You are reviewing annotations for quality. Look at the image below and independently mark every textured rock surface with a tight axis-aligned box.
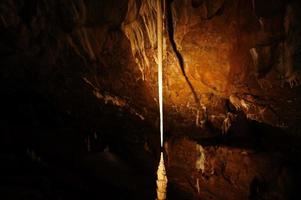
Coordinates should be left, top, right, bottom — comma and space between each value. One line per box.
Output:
1, 0, 301, 200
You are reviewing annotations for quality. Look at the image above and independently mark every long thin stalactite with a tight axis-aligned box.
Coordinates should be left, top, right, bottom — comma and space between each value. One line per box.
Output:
156, 1, 167, 200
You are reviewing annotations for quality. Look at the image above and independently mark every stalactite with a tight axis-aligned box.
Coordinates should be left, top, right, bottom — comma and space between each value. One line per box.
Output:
122, 20, 149, 80
122, 0, 162, 80
80, 28, 96, 60
157, 0, 164, 148
66, 35, 86, 61
71, 0, 97, 61
140, 0, 157, 49
156, 1, 167, 199
196, 178, 200, 194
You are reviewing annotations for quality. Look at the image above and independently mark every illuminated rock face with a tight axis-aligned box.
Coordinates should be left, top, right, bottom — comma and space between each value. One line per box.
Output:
119, 0, 301, 131
161, 0, 301, 130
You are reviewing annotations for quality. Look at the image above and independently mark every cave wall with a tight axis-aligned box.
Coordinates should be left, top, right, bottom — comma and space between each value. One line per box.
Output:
2, 0, 301, 139
119, 0, 301, 133
1, 0, 301, 200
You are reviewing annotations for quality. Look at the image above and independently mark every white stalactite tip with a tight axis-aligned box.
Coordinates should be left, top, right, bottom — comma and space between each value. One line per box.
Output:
156, 152, 168, 200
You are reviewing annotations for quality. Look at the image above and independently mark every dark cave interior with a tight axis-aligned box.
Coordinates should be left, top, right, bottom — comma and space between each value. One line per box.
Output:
1, 0, 301, 199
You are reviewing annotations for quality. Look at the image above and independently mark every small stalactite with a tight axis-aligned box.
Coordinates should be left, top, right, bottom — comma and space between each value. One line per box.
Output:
140, 0, 157, 49
122, 20, 149, 80
122, 0, 160, 80
66, 0, 97, 62
196, 178, 200, 195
